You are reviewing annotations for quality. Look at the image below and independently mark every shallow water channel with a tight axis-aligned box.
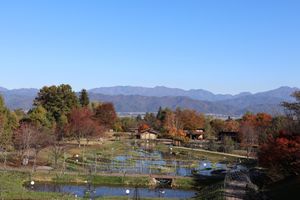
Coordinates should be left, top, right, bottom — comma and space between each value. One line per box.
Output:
30, 183, 196, 199
86, 148, 232, 177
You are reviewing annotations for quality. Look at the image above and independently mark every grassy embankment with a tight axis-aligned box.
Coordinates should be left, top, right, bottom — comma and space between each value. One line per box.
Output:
0, 171, 192, 200
0, 139, 247, 199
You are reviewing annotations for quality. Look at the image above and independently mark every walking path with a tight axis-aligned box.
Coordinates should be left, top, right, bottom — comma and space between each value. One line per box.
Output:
223, 170, 257, 200
174, 146, 256, 159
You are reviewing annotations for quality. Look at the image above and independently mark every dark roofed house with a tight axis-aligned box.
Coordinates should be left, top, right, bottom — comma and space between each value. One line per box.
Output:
218, 131, 239, 142
185, 129, 205, 140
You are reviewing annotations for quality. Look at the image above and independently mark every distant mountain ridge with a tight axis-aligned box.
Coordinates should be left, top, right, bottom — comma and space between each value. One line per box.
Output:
0, 88, 38, 110
89, 86, 297, 102
0, 86, 298, 115
88, 93, 237, 115
89, 86, 237, 101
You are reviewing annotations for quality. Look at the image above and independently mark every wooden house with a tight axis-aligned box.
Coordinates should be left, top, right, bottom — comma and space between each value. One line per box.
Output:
185, 129, 205, 140
218, 131, 239, 142
137, 129, 159, 140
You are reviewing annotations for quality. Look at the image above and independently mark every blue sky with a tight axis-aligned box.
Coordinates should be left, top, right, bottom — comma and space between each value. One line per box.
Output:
0, 0, 299, 94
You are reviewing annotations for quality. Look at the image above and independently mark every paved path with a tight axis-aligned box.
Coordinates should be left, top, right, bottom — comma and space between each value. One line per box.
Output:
174, 146, 256, 159
223, 170, 254, 200
225, 180, 247, 200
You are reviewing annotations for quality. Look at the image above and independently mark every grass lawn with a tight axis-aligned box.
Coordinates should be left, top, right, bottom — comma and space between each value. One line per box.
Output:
0, 171, 72, 200
0, 171, 189, 200
0, 139, 242, 199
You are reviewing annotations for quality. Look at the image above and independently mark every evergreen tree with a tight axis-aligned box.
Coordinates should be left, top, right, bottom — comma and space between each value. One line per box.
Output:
156, 106, 163, 120
27, 105, 52, 128
34, 84, 79, 122
79, 89, 90, 107
0, 95, 18, 149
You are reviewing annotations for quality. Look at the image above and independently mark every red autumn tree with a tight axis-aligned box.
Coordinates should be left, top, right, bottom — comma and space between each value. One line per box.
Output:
256, 113, 272, 128
242, 112, 272, 128
94, 102, 117, 129
67, 107, 103, 147
259, 131, 300, 176
259, 91, 300, 178
242, 113, 257, 125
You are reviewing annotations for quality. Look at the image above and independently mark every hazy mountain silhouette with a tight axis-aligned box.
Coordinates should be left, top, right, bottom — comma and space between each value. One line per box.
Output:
0, 86, 298, 115
89, 86, 234, 101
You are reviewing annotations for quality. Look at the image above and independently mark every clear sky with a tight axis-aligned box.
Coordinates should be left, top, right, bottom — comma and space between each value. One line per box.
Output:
0, 0, 299, 94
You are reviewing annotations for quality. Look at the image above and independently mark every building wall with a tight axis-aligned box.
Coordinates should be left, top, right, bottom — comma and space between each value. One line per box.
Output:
140, 132, 157, 140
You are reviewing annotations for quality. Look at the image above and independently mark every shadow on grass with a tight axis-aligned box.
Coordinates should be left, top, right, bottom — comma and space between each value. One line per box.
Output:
190, 173, 225, 200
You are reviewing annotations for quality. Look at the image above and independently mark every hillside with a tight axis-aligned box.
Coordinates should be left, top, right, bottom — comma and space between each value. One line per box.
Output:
89, 93, 236, 114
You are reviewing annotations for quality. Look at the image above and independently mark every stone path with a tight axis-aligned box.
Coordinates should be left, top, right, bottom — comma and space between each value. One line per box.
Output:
224, 170, 256, 200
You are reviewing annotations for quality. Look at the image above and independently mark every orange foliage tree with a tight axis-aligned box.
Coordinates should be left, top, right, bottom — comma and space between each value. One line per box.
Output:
223, 119, 240, 132
138, 123, 150, 132
259, 131, 300, 176
241, 112, 272, 144
175, 109, 205, 130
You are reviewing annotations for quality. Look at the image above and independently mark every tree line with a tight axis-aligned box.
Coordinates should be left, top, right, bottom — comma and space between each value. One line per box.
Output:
115, 93, 300, 178
0, 84, 299, 178
0, 84, 117, 168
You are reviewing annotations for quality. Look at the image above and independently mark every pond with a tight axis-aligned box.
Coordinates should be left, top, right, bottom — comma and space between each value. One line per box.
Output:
83, 149, 238, 177
67, 142, 244, 178
30, 183, 197, 199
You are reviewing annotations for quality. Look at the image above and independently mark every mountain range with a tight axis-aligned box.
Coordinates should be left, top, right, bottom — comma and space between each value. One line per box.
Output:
0, 86, 298, 116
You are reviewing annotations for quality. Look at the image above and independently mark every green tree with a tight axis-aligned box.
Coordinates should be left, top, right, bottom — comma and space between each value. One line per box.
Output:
281, 91, 300, 133
282, 91, 300, 118
118, 117, 138, 132
204, 116, 214, 139
79, 89, 90, 107
27, 105, 52, 128
156, 106, 164, 121
0, 95, 18, 148
13, 109, 26, 122
136, 114, 142, 122
144, 112, 158, 128
210, 119, 225, 136
34, 84, 79, 122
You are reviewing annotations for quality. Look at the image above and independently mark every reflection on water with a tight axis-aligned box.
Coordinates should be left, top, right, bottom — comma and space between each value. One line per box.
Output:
31, 183, 196, 199
95, 148, 233, 177
70, 141, 245, 178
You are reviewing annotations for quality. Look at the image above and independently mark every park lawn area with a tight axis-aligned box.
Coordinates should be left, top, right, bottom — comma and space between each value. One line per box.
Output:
65, 140, 135, 159
32, 172, 150, 187
35, 139, 242, 171
32, 171, 195, 189
171, 146, 238, 163
0, 171, 192, 199
0, 171, 72, 200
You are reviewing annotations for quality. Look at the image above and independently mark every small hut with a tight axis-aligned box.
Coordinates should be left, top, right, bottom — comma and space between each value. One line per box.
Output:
185, 129, 205, 140
137, 129, 159, 140
218, 131, 239, 142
